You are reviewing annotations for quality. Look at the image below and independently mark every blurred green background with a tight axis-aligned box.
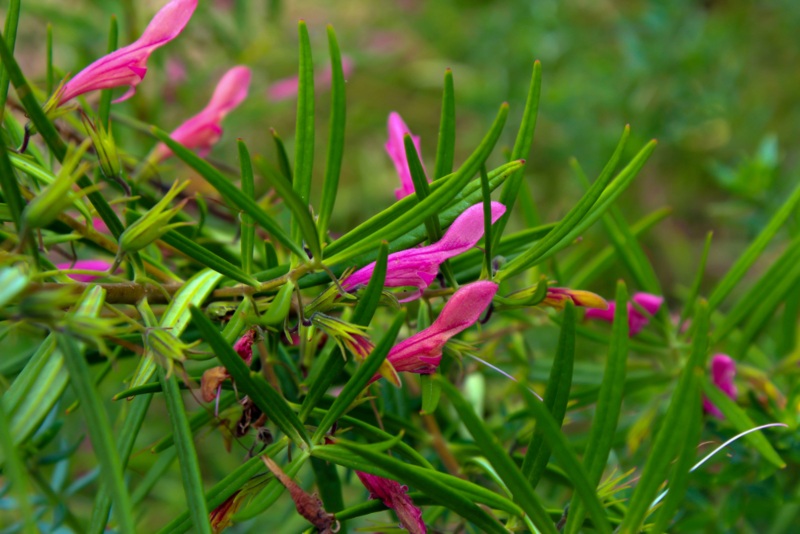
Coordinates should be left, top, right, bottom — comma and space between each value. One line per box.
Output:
5, 0, 800, 531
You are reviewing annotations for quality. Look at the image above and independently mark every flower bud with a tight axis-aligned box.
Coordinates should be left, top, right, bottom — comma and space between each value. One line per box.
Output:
81, 113, 121, 180
117, 180, 190, 256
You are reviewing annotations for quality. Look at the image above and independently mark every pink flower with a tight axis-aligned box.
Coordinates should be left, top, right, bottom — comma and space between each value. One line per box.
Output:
372, 281, 498, 383
585, 292, 663, 336
55, 0, 198, 107
152, 66, 251, 161
541, 287, 608, 310
201, 329, 257, 403
356, 471, 426, 534
55, 259, 113, 282
703, 354, 737, 418
342, 202, 505, 302
385, 112, 428, 200
267, 56, 354, 101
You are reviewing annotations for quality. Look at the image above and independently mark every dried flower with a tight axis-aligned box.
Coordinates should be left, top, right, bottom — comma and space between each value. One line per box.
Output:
373, 281, 498, 384
585, 291, 663, 336
151, 66, 252, 161
703, 354, 738, 418
356, 471, 426, 534
52, 0, 198, 108
385, 112, 428, 200
343, 202, 505, 302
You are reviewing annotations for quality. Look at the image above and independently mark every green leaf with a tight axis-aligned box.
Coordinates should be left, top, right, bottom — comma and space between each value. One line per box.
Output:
317, 25, 347, 241
311, 457, 345, 513
438, 378, 558, 534
0, 399, 37, 534
497, 126, 630, 281
564, 281, 629, 534
708, 180, 800, 312
420, 374, 442, 415
701, 379, 785, 468
311, 310, 405, 442
522, 300, 576, 488
433, 68, 456, 180
480, 164, 493, 278
324, 103, 510, 265
0, 136, 24, 232
677, 230, 713, 327
271, 129, 293, 181
0, 0, 21, 119
189, 306, 312, 448
406, 134, 442, 244
351, 241, 389, 327
58, 330, 135, 533
130, 269, 223, 388
157, 367, 212, 534
254, 155, 321, 260
293, 20, 315, 244
517, 386, 612, 534
238, 140, 256, 275
151, 127, 307, 259
0, 265, 28, 307
493, 59, 542, 244
317, 442, 512, 533
618, 300, 710, 534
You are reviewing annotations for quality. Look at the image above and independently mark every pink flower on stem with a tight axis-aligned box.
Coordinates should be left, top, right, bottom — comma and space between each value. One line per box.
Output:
267, 56, 354, 101
152, 66, 251, 161
372, 281, 498, 384
386, 112, 428, 200
703, 354, 737, 418
55, 259, 113, 282
55, 0, 198, 107
585, 291, 663, 336
342, 202, 505, 302
356, 471, 426, 534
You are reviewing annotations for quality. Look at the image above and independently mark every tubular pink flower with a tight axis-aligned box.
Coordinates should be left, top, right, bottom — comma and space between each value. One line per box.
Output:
703, 354, 737, 418
342, 202, 505, 302
356, 471, 426, 534
55, 259, 113, 282
56, 0, 198, 107
385, 112, 428, 200
585, 291, 663, 336
371, 281, 498, 383
267, 56, 354, 101
152, 66, 251, 161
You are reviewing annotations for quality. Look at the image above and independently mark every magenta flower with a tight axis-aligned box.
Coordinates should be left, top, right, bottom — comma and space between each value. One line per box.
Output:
201, 329, 256, 403
342, 202, 505, 301
542, 287, 608, 310
703, 354, 738, 418
54, 0, 198, 107
372, 281, 498, 384
585, 291, 663, 336
267, 56, 354, 101
152, 66, 251, 161
386, 112, 428, 200
356, 471, 426, 534
55, 259, 113, 282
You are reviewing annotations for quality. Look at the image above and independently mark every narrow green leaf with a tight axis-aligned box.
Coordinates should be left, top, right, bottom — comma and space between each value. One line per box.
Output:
649, 383, 703, 534
151, 127, 307, 259
321, 442, 511, 534
254, 155, 321, 260
497, 126, 630, 281
522, 300, 576, 488
406, 134, 442, 242
678, 231, 713, 327
480, 164, 493, 278
189, 306, 311, 448
701, 379, 785, 468
0, 0, 21, 121
130, 269, 223, 388
158, 228, 259, 286
238, 140, 256, 275
351, 241, 389, 326
311, 311, 405, 442
420, 374, 442, 415
58, 332, 135, 534
708, 181, 800, 312
564, 281, 629, 534
88, 394, 152, 534
518, 386, 612, 534
317, 25, 347, 241
438, 378, 558, 534
0, 399, 36, 534
311, 457, 345, 513
618, 300, 710, 534
293, 20, 315, 243
493, 59, 542, 244
45, 23, 53, 96
271, 129, 293, 181
0, 138, 24, 231
433, 68, 456, 180
324, 103, 509, 265
157, 367, 212, 534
